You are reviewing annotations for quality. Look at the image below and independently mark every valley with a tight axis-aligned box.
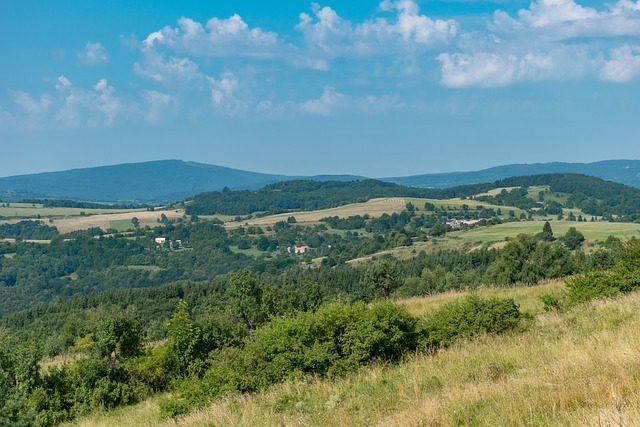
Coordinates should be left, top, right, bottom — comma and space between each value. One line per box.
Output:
1, 171, 640, 426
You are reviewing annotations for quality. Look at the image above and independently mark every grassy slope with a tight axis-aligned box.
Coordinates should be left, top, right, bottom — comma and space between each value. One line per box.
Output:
67, 279, 640, 427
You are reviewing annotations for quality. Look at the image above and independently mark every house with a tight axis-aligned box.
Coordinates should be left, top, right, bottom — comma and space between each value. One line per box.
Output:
294, 245, 310, 254
155, 237, 166, 245
446, 218, 488, 228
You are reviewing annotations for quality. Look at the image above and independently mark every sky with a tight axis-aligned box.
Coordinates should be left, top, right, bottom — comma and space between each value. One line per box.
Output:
1, 0, 640, 178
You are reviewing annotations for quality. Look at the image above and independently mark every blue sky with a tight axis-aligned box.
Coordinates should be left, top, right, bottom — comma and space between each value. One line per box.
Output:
1, 0, 640, 178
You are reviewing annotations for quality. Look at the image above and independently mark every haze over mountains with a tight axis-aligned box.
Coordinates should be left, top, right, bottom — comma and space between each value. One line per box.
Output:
0, 159, 639, 203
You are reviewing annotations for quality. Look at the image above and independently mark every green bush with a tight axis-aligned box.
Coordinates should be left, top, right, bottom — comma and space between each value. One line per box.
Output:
161, 301, 419, 416
162, 297, 524, 417
418, 295, 522, 351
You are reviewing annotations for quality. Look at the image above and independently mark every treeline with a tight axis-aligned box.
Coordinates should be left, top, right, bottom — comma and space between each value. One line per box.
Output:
0, 220, 59, 240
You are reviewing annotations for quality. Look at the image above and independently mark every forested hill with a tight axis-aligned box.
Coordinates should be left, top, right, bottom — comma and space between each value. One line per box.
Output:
184, 173, 640, 216
185, 179, 428, 215
386, 159, 640, 189
0, 160, 367, 203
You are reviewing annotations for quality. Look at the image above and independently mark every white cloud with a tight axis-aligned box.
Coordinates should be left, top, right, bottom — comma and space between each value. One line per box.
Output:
296, 1, 459, 57
437, 0, 640, 86
600, 44, 640, 82
206, 72, 249, 116
77, 41, 109, 65
438, 52, 552, 87
299, 86, 405, 115
11, 90, 51, 115
437, 47, 595, 87
141, 90, 174, 124
300, 86, 350, 116
491, 0, 640, 39
53, 76, 123, 126
134, 52, 203, 84
142, 15, 279, 58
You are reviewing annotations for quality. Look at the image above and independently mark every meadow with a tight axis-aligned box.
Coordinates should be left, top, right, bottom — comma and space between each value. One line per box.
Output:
403, 197, 529, 217
64, 278, 640, 427
225, 198, 406, 230
0, 203, 145, 218
456, 219, 640, 242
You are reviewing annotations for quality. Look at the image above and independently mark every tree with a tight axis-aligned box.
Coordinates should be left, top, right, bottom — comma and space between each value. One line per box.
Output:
560, 227, 585, 250
94, 315, 142, 363
364, 258, 401, 299
166, 300, 201, 374
131, 217, 140, 228
229, 269, 262, 340
538, 221, 555, 242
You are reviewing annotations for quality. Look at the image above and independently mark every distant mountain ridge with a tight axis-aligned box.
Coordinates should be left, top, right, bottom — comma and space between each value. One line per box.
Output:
0, 159, 639, 202
385, 160, 640, 189
0, 160, 366, 203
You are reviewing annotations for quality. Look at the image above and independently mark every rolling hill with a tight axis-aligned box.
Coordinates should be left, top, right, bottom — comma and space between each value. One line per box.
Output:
0, 160, 364, 203
0, 159, 639, 202
386, 159, 640, 188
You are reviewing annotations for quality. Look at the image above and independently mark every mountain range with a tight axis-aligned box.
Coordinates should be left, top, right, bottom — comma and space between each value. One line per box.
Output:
0, 159, 639, 203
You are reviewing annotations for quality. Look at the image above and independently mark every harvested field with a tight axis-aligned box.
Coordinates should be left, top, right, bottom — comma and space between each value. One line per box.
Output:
49, 209, 185, 233
226, 198, 406, 230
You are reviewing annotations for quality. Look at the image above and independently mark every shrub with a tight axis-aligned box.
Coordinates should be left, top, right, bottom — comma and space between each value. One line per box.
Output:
418, 295, 522, 351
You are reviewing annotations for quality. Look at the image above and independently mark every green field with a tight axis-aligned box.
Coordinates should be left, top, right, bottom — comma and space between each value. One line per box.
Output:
0, 203, 144, 219
404, 197, 528, 217
109, 219, 135, 232
229, 245, 264, 258
455, 219, 640, 242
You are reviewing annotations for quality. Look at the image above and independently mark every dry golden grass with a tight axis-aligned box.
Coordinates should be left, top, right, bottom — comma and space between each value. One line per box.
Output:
67, 280, 640, 427
50, 209, 186, 233
399, 279, 565, 318
225, 198, 406, 230
473, 186, 519, 197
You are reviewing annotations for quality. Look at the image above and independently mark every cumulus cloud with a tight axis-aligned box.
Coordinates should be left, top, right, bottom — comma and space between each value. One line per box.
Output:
300, 86, 350, 116
77, 41, 109, 65
438, 0, 640, 86
600, 44, 640, 82
491, 0, 640, 39
206, 72, 251, 116
134, 51, 203, 84
141, 15, 279, 58
437, 48, 592, 87
299, 86, 401, 115
53, 76, 123, 126
296, 1, 459, 57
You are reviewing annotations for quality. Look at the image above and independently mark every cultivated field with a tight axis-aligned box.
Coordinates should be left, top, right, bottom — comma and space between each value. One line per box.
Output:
65, 280, 640, 427
456, 219, 640, 242
49, 209, 186, 234
225, 198, 407, 230
0, 203, 145, 218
